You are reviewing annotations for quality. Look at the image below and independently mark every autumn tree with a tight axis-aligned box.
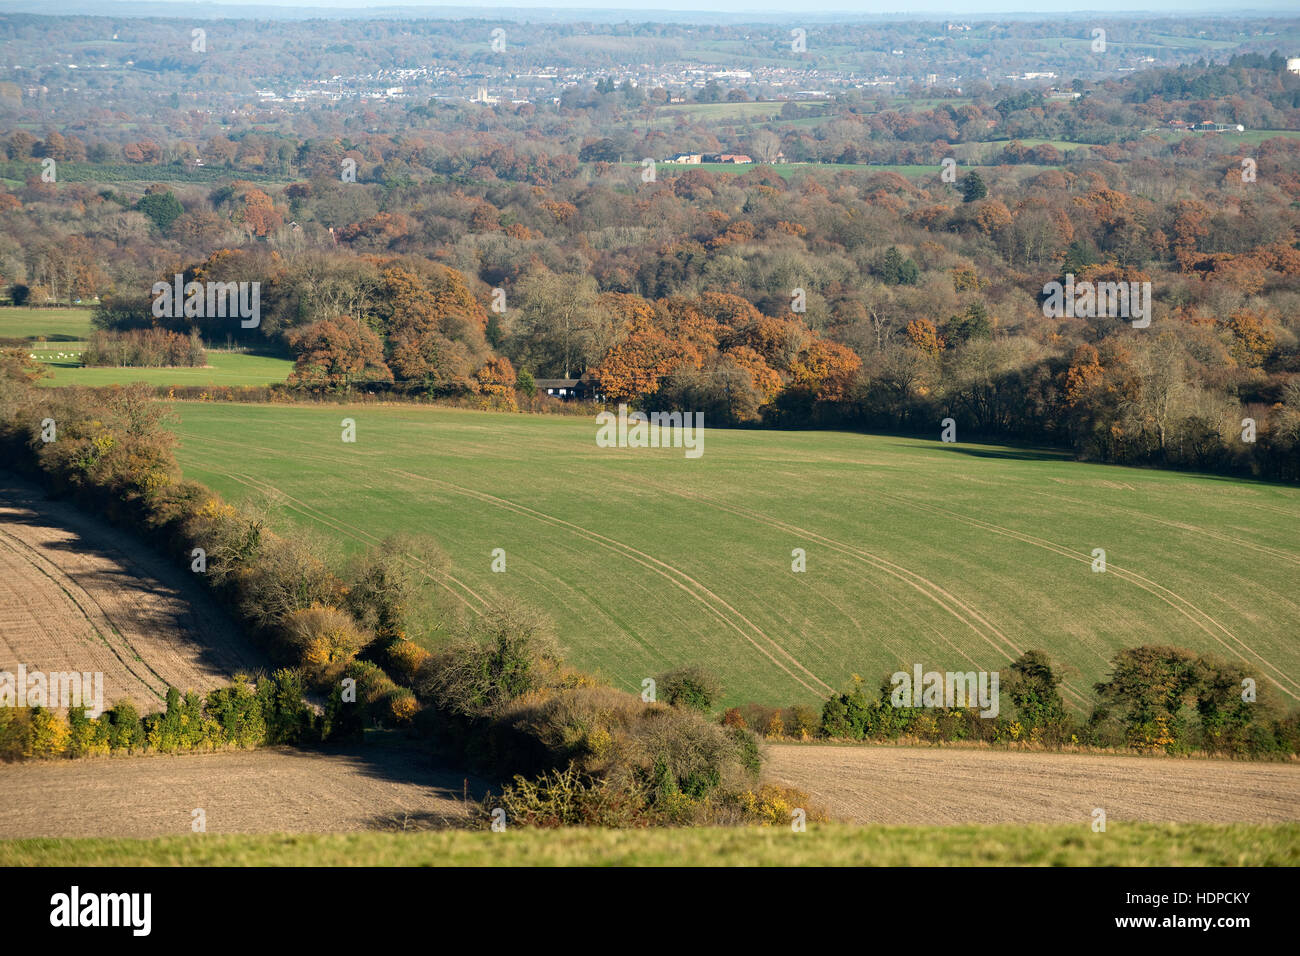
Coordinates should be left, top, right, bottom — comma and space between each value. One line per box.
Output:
287, 315, 391, 391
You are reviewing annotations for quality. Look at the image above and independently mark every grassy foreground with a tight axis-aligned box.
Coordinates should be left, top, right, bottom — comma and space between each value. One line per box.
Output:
4, 823, 1295, 866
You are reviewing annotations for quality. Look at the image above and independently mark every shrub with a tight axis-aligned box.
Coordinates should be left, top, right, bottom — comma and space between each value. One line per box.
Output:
238, 536, 342, 636
1005, 649, 1068, 734
23, 707, 69, 758
257, 668, 317, 744
721, 707, 746, 728
372, 636, 429, 687
723, 784, 829, 827
655, 665, 722, 712
343, 535, 431, 639
416, 602, 560, 717
321, 679, 364, 741
105, 701, 146, 753
478, 765, 649, 829
788, 705, 819, 739
204, 681, 265, 748
283, 605, 369, 682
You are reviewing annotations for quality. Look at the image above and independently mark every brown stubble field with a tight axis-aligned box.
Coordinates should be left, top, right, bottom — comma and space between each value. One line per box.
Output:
0, 744, 479, 838
0, 476, 263, 710
764, 743, 1300, 825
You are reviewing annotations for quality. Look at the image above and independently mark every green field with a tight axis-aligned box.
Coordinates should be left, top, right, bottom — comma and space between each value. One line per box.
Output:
169, 403, 1300, 710
0, 306, 95, 341
643, 162, 958, 180
1218, 129, 1300, 147
36, 352, 294, 388
3, 822, 1293, 866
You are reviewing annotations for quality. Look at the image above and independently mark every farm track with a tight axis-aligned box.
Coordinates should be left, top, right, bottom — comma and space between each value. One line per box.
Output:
765, 744, 1300, 824
1028, 488, 1300, 569
0, 475, 263, 711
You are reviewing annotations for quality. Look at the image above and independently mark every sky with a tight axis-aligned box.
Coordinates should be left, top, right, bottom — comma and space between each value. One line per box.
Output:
87, 0, 1300, 16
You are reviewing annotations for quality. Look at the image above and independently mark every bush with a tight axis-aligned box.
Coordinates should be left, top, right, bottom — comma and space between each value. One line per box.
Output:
237, 536, 342, 636
478, 765, 649, 829
481, 683, 762, 824
24, 707, 69, 758
104, 701, 146, 752
343, 535, 430, 639
257, 668, 317, 744
416, 602, 560, 718
283, 605, 369, 682
204, 681, 265, 749
655, 665, 722, 712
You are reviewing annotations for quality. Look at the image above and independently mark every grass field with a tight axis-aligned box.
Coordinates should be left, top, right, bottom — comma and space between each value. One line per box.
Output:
0, 306, 95, 341
169, 403, 1300, 710
1219, 129, 1300, 147
3, 822, 1294, 866
642, 162, 961, 180
35, 352, 294, 388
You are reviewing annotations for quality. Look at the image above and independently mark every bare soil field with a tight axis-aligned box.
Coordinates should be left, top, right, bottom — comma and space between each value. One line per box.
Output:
764, 744, 1300, 824
0, 475, 263, 710
0, 744, 479, 838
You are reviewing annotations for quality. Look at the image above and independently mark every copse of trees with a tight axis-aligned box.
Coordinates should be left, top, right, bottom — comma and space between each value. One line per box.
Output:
410, 608, 813, 827
81, 328, 205, 368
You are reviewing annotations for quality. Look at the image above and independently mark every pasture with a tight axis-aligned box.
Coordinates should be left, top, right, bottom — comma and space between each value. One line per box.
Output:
169, 403, 1300, 711
34, 351, 294, 388
0, 306, 95, 342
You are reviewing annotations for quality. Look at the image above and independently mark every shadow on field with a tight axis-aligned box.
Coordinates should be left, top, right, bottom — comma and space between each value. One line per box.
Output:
933, 445, 1072, 463
0, 472, 265, 682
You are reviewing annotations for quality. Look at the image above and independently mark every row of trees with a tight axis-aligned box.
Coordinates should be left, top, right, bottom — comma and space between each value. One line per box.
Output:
812, 646, 1299, 757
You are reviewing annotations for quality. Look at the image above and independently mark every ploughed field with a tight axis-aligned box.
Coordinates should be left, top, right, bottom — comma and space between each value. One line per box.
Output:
0, 476, 263, 711
763, 744, 1300, 825
171, 402, 1300, 709
3, 739, 1295, 841
0, 742, 477, 839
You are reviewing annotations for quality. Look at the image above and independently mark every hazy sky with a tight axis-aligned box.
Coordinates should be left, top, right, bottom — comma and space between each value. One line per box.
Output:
104, 0, 1299, 15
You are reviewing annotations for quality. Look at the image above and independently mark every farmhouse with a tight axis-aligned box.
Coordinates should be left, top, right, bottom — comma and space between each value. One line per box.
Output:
533, 378, 602, 402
